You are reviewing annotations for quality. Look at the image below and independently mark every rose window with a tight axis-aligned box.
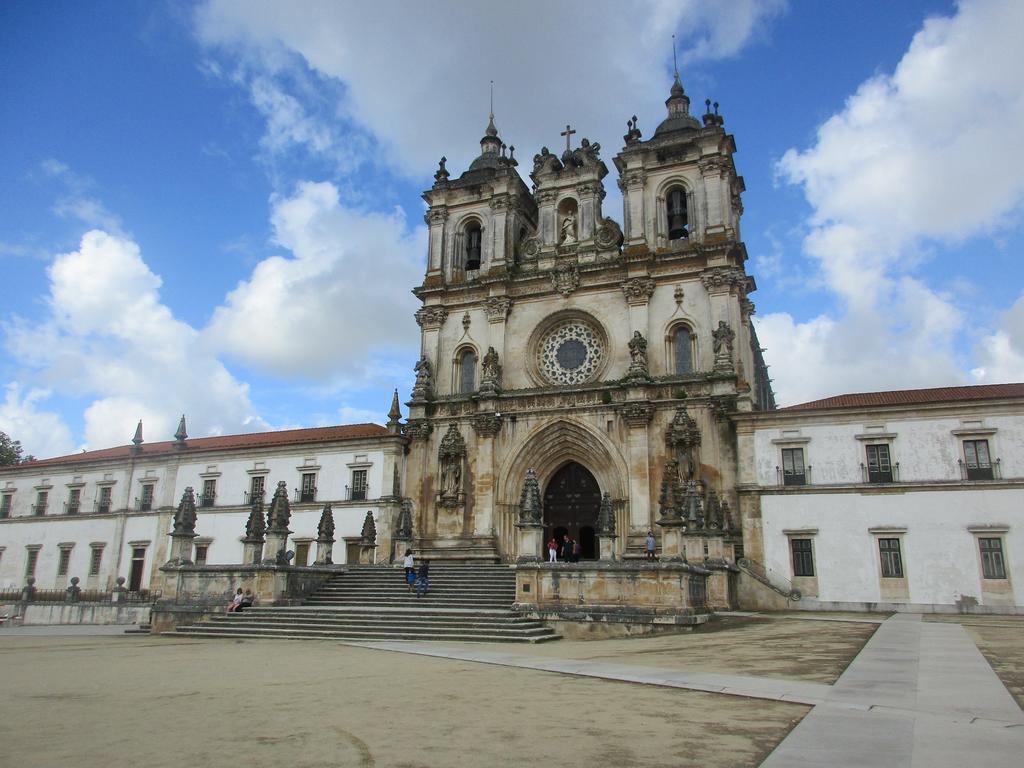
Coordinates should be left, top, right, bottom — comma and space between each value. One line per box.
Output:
537, 321, 604, 385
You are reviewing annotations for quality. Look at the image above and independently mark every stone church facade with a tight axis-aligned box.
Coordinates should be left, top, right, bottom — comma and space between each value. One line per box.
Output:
405, 74, 771, 563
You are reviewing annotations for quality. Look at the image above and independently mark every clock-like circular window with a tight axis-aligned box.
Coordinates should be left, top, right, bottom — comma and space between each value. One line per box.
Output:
537, 320, 605, 385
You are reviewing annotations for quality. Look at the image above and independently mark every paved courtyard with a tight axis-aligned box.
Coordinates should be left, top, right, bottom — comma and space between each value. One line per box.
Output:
0, 613, 1021, 767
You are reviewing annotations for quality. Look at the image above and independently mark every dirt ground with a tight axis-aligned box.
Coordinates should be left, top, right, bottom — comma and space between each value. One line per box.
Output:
925, 614, 1024, 709
0, 633, 807, 768
486, 614, 879, 684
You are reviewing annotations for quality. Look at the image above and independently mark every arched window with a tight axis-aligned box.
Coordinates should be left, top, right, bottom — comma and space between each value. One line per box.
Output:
465, 223, 482, 270
458, 348, 477, 394
672, 325, 694, 374
666, 187, 688, 241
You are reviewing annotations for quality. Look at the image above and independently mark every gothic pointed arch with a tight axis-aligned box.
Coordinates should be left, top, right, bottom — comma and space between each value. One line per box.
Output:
496, 418, 629, 507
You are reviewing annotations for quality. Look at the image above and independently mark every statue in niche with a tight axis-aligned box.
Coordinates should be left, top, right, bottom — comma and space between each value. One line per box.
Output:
560, 210, 577, 244
412, 356, 433, 398
440, 455, 462, 497
479, 346, 502, 394
712, 320, 736, 371
628, 331, 648, 370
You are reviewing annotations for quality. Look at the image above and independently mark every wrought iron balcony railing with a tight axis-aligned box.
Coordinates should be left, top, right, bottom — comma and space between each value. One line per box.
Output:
776, 465, 812, 487
958, 457, 1001, 481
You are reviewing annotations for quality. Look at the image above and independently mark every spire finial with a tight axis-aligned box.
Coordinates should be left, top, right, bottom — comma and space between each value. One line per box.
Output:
672, 34, 678, 79
490, 79, 494, 120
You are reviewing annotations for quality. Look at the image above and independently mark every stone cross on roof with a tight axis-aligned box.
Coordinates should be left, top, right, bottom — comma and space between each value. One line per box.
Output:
560, 124, 576, 152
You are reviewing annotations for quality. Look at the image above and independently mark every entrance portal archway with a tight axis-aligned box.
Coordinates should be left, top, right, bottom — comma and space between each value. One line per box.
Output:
543, 462, 600, 560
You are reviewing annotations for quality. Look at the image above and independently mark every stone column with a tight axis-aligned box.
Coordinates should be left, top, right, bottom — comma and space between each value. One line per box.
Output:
166, 487, 198, 565
514, 469, 544, 563
314, 504, 336, 565
261, 481, 293, 565
471, 410, 502, 538
425, 206, 447, 279
621, 401, 654, 536
489, 195, 510, 269
358, 511, 377, 565
618, 168, 647, 246
596, 491, 617, 561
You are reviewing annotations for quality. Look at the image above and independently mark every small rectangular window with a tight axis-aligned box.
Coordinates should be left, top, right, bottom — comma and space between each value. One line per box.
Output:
67, 488, 81, 514
791, 538, 814, 577
140, 484, 154, 511
1, 494, 12, 518
250, 475, 265, 501
201, 479, 216, 507
294, 541, 310, 567
963, 440, 994, 481
194, 544, 208, 565
979, 538, 1006, 580
878, 538, 903, 578
25, 548, 40, 578
300, 473, 317, 503
782, 448, 806, 486
351, 470, 368, 501
89, 547, 104, 576
866, 444, 893, 483
58, 548, 72, 576
97, 486, 112, 513
34, 491, 48, 516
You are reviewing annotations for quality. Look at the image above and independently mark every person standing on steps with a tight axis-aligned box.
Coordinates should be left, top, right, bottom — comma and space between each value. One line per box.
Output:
403, 548, 415, 593
646, 530, 657, 561
561, 534, 572, 563
547, 537, 558, 562
572, 538, 581, 563
416, 559, 430, 597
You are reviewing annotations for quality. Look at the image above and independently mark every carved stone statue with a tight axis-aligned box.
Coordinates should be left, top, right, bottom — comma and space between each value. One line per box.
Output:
360, 511, 377, 546
712, 320, 736, 372
172, 487, 197, 535
244, 497, 266, 542
317, 504, 335, 542
627, 331, 650, 381
411, 356, 433, 399
596, 492, 615, 536
266, 481, 292, 533
479, 346, 502, 394
560, 211, 577, 244
517, 468, 543, 525
437, 423, 466, 502
394, 498, 413, 540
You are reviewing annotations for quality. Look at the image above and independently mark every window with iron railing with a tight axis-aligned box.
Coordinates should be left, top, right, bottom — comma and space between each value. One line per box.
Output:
139, 484, 154, 511
95, 486, 113, 514
0, 494, 12, 519
33, 491, 48, 516
349, 469, 368, 501
243, 490, 264, 506
299, 472, 317, 503
863, 444, 896, 483
200, 479, 217, 508
960, 440, 997, 481
778, 448, 809, 486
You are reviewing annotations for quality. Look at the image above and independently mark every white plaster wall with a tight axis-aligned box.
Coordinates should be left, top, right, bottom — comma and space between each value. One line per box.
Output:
173, 447, 386, 508
0, 516, 120, 590
753, 412, 1024, 486
761, 489, 1024, 607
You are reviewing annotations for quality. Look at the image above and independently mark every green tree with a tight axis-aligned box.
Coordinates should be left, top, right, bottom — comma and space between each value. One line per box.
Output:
0, 431, 27, 466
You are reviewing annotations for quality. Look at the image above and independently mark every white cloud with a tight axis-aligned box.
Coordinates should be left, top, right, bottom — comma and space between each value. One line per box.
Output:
205, 181, 425, 380
0, 383, 75, 459
194, 0, 786, 179
4, 230, 266, 455
973, 294, 1024, 383
41, 159, 126, 236
763, 0, 1024, 405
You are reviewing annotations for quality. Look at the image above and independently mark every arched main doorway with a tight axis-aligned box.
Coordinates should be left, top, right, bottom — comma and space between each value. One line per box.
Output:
543, 462, 600, 560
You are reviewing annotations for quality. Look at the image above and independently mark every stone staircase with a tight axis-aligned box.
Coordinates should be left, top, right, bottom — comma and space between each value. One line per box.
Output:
174, 563, 560, 643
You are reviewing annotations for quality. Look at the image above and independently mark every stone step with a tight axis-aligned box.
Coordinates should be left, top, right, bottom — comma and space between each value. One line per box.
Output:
244, 605, 518, 617
201, 619, 552, 635
175, 626, 560, 643
207, 612, 541, 626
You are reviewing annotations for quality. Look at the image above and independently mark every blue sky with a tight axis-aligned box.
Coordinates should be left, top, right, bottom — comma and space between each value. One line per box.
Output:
2, 0, 1023, 458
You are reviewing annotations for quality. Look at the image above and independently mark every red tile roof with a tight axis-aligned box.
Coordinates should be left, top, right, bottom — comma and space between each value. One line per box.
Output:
21, 423, 390, 468
782, 383, 1024, 411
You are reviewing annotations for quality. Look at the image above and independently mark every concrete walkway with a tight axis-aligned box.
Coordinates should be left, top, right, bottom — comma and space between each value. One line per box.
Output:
353, 612, 1024, 767
762, 613, 1024, 767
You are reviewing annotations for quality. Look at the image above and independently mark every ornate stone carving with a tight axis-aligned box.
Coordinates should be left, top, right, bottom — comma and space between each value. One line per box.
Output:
657, 460, 683, 524
537, 319, 604, 385
425, 207, 448, 226
626, 331, 651, 383
534, 189, 559, 205
479, 347, 502, 395
438, 422, 466, 505
700, 267, 746, 293
680, 480, 704, 529
434, 156, 449, 182
484, 296, 513, 322
560, 211, 577, 244
359, 511, 377, 546
404, 419, 432, 441
704, 492, 723, 531
266, 480, 292, 533
394, 498, 413, 540
666, 407, 702, 481
472, 412, 502, 437
532, 147, 563, 177
620, 277, 655, 305
621, 401, 654, 427
741, 298, 756, 320
568, 138, 602, 169
414, 306, 448, 329
488, 194, 511, 211
576, 182, 602, 197
594, 217, 623, 250
621, 169, 646, 188
596, 492, 616, 536
623, 115, 642, 144
550, 261, 580, 296
712, 320, 736, 373
520, 236, 540, 258
244, 497, 266, 542
462, 312, 471, 331
172, 487, 197, 535
317, 504, 335, 542
708, 394, 738, 422
698, 156, 729, 176
411, 356, 434, 400
517, 468, 543, 525
673, 285, 685, 306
